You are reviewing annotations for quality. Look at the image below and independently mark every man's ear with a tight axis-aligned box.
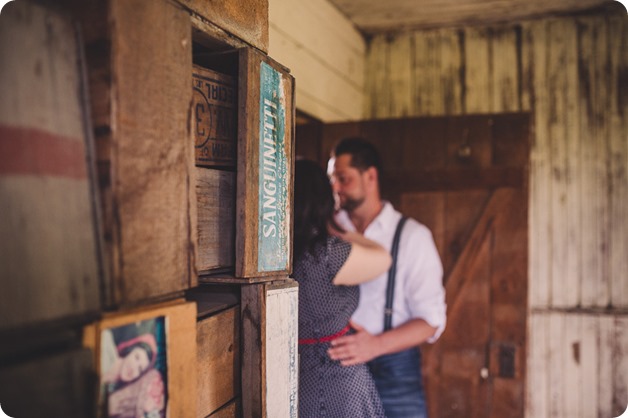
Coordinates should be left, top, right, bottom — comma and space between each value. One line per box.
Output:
365, 166, 379, 188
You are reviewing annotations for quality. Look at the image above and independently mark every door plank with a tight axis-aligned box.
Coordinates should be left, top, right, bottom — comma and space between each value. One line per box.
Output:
609, 16, 628, 307
578, 17, 610, 307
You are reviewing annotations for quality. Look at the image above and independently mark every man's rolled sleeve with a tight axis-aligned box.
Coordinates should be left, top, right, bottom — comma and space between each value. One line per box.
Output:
402, 223, 447, 343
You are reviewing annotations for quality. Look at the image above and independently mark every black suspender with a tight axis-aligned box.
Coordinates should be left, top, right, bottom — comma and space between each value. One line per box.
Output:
384, 216, 408, 331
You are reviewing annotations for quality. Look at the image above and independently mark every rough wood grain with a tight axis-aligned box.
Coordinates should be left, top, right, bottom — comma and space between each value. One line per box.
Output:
524, 20, 552, 309
547, 18, 579, 308
109, 0, 196, 303
240, 279, 298, 418
0, 0, 102, 330
608, 15, 628, 307
389, 33, 413, 117
491, 26, 520, 112
328, 0, 609, 33
196, 168, 235, 273
197, 306, 240, 418
525, 313, 549, 418
578, 16, 610, 307
207, 399, 240, 418
464, 27, 491, 113
0, 348, 95, 418
178, 0, 268, 52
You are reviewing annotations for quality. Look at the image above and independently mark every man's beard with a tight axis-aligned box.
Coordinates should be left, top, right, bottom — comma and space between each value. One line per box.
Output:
340, 195, 365, 212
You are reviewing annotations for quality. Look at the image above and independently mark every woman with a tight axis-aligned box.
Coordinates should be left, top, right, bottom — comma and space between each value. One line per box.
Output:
101, 331, 166, 418
293, 159, 391, 417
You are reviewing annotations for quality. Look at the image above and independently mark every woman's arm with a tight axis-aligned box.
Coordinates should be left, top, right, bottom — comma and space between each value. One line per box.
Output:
332, 232, 391, 285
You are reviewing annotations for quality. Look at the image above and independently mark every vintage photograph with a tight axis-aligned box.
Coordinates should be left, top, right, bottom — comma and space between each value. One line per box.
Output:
100, 317, 168, 418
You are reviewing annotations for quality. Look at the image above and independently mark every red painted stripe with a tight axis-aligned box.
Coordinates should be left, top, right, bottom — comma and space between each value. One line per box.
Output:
0, 125, 87, 179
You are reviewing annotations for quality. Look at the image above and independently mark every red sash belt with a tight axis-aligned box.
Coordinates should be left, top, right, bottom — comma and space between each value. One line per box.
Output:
298, 324, 351, 345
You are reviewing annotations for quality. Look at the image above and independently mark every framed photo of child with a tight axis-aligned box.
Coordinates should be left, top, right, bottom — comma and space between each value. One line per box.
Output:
83, 300, 197, 418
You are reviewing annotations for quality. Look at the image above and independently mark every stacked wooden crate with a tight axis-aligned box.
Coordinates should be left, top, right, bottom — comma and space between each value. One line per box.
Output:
0, 0, 297, 417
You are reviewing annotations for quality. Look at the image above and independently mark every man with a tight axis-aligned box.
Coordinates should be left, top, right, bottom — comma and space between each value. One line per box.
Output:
327, 137, 446, 418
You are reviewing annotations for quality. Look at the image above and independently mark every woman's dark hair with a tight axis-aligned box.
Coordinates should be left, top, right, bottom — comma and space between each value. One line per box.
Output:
293, 159, 342, 260
118, 341, 153, 363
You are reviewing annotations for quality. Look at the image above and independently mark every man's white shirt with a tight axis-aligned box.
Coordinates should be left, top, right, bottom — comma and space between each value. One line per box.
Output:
336, 202, 447, 342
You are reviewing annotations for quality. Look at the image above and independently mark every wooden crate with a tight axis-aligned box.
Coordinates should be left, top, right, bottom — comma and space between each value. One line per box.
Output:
0, 348, 95, 418
197, 306, 241, 417
0, 0, 103, 331
186, 285, 240, 417
236, 48, 295, 278
83, 300, 197, 418
193, 65, 237, 168
196, 168, 236, 273
241, 279, 298, 417
85, 0, 198, 305
176, 0, 269, 53
207, 399, 240, 418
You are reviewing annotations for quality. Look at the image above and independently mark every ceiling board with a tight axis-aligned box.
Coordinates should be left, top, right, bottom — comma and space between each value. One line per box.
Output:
327, 0, 619, 33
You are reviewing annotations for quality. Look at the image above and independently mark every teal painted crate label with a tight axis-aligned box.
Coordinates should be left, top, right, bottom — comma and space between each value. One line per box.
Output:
258, 62, 288, 272
192, 65, 237, 167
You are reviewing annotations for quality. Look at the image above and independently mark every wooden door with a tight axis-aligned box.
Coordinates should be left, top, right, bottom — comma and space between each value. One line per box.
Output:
297, 113, 529, 418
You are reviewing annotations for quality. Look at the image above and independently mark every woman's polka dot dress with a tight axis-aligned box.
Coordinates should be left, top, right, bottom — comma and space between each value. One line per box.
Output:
294, 236, 386, 418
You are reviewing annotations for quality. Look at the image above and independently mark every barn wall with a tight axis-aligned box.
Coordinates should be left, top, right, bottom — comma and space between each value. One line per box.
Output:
363, 9, 628, 417
268, 0, 366, 122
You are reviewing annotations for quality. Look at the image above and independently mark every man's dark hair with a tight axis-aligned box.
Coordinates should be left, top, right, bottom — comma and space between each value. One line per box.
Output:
333, 137, 383, 176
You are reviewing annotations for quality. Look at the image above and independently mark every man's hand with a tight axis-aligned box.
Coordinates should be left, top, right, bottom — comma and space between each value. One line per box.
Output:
327, 321, 381, 366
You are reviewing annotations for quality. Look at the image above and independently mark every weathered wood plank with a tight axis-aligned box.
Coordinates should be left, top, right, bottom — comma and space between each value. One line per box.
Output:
265, 281, 298, 418
178, 0, 268, 53
383, 167, 525, 192
562, 313, 581, 417
269, 0, 365, 88
490, 26, 520, 112
269, 0, 365, 122
412, 30, 440, 115
389, 33, 413, 118
464, 27, 491, 113
609, 15, 628, 308
269, 24, 364, 122
0, 348, 95, 418
197, 306, 240, 418
0, 0, 102, 330
240, 283, 265, 418
236, 48, 294, 278
192, 65, 237, 168
196, 168, 235, 273
580, 315, 599, 417
524, 20, 552, 309
519, 23, 533, 112
578, 16, 610, 307
329, 0, 609, 34
400, 192, 446, 270
598, 315, 614, 418
109, 0, 196, 303
438, 29, 463, 115
207, 399, 240, 418
614, 317, 628, 416
547, 312, 565, 417
547, 18, 579, 308
525, 313, 549, 418
369, 36, 391, 118
240, 279, 298, 418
